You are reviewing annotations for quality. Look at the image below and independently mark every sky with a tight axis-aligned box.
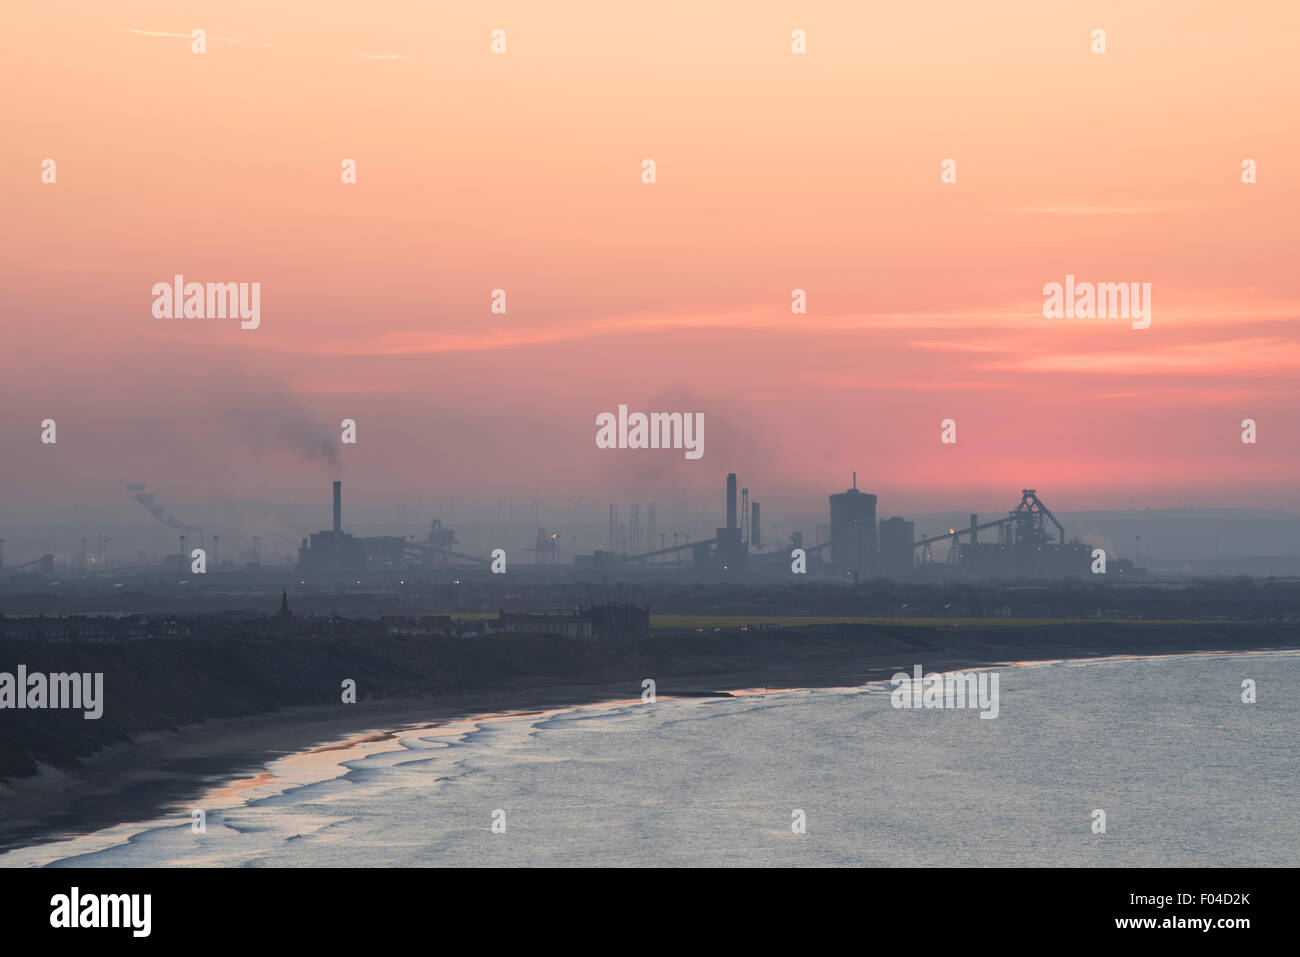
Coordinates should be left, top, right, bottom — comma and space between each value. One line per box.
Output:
3, 0, 1299, 522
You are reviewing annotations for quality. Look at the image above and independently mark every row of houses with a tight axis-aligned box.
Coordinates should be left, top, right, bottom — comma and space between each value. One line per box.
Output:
0, 616, 189, 642
0, 604, 651, 642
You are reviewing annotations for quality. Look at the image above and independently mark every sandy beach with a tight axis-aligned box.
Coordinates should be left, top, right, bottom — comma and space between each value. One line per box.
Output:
4, 618, 1298, 861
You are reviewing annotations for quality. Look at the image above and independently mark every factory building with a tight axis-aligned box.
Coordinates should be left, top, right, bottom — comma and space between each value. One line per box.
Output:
298, 481, 408, 573
955, 492, 1094, 577
830, 473, 877, 576
913, 489, 1097, 579
879, 516, 915, 574
715, 472, 748, 571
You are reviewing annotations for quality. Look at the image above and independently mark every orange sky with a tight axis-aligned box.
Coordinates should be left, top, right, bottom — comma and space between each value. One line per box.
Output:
3, 0, 1299, 515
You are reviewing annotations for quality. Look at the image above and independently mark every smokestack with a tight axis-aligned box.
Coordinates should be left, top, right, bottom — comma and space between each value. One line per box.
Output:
726, 473, 737, 530
752, 502, 761, 549
333, 481, 342, 534
970, 513, 978, 546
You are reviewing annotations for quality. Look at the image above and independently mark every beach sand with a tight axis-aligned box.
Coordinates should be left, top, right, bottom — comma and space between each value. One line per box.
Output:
2, 626, 1296, 860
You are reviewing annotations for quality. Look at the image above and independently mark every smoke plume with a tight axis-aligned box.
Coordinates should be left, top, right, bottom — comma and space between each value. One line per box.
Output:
126, 483, 202, 531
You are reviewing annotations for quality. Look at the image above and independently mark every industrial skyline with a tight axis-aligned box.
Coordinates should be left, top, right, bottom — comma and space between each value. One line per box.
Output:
0, 466, 1231, 582
9, 460, 1300, 580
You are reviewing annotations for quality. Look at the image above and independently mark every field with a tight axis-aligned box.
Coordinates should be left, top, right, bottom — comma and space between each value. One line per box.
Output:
650, 615, 1085, 629
446, 613, 1168, 628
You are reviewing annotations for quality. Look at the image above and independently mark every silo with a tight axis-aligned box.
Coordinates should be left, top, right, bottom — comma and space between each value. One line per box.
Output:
878, 516, 915, 575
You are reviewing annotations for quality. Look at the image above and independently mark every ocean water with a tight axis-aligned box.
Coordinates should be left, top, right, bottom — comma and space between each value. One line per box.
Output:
8, 651, 1298, 867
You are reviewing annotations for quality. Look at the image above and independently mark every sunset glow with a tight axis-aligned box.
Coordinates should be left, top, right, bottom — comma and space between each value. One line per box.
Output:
4, 1, 1298, 514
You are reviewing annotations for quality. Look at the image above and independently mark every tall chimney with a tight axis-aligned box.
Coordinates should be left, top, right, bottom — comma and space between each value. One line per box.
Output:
333, 481, 342, 534
752, 502, 761, 549
726, 473, 737, 530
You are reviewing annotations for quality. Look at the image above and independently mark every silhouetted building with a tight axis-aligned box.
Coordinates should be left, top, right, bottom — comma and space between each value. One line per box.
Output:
879, 516, 915, 574
830, 474, 877, 575
715, 472, 748, 570
298, 482, 407, 573
299, 528, 363, 572
956, 490, 1093, 578
589, 603, 650, 639
359, 536, 407, 569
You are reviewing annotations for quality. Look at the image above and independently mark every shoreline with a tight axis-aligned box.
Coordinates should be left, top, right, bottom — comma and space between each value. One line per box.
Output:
3, 631, 1297, 863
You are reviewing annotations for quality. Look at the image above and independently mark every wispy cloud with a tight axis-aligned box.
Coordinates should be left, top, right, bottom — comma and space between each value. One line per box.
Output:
7, 263, 104, 272
907, 338, 1020, 354
248, 300, 1300, 359
330, 304, 1077, 356
116, 27, 241, 43
983, 338, 1300, 375
292, 308, 1035, 358
803, 373, 1018, 393
117, 28, 188, 39
1003, 205, 1167, 216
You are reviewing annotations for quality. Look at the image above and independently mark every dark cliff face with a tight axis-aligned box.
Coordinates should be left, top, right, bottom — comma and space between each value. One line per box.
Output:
0, 632, 637, 782
1, 621, 1295, 783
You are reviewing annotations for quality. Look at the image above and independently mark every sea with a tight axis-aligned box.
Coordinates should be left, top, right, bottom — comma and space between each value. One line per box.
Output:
3, 650, 1296, 867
